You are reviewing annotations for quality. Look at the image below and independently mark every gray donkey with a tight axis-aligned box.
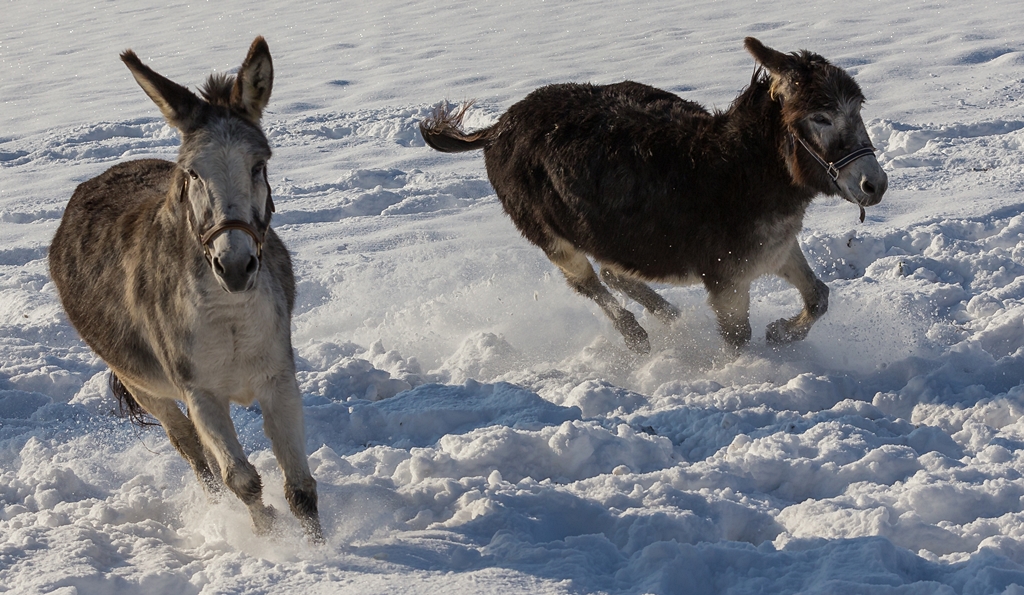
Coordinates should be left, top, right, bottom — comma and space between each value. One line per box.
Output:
49, 37, 322, 541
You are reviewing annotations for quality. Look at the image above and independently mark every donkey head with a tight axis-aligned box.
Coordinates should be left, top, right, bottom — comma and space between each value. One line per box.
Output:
745, 37, 887, 213
121, 37, 275, 293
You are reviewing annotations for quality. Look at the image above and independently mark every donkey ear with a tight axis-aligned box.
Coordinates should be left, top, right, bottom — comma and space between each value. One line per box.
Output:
744, 37, 799, 101
743, 38, 793, 73
230, 37, 273, 123
121, 50, 203, 131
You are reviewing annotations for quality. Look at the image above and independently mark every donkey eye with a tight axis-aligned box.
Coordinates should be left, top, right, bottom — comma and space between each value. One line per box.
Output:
188, 169, 199, 180
811, 115, 833, 127
251, 162, 265, 178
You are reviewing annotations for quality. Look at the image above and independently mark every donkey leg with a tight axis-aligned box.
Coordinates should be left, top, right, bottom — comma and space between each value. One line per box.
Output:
547, 239, 650, 354
199, 440, 223, 493
259, 375, 323, 542
767, 240, 829, 344
124, 382, 221, 495
707, 280, 753, 348
600, 266, 681, 324
186, 391, 276, 534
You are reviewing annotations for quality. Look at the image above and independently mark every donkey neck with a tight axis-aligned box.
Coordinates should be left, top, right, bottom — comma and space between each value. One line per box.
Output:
719, 81, 816, 205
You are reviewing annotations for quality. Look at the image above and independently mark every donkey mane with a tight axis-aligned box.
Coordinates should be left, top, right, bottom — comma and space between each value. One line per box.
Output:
198, 72, 275, 129
199, 72, 235, 106
723, 68, 773, 118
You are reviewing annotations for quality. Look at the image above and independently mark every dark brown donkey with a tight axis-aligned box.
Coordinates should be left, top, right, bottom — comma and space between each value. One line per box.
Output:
420, 38, 887, 354
49, 38, 322, 541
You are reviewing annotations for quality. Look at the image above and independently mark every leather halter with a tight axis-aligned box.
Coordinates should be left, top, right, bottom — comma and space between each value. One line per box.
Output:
789, 133, 876, 222
201, 220, 266, 260
791, 134, 877, 185
179, 169, 275, 262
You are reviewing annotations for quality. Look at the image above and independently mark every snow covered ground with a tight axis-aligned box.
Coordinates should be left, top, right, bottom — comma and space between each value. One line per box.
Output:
3, 0, 1024, 593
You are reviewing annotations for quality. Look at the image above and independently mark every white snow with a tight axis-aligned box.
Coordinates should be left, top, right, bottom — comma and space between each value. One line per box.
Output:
3, 0, 1024, 593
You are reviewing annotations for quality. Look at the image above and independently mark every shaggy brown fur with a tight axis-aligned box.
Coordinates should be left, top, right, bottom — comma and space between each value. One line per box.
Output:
420, 37, 887, 353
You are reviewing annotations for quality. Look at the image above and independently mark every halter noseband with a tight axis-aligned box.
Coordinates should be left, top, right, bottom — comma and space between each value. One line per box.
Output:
200, 220, 266, 260
791, 134, 877, 184
179, 169, 275, 262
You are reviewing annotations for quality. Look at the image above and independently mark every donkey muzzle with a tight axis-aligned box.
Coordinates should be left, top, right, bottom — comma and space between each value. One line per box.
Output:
839, 159, 888, 208
202, 220, 264, 293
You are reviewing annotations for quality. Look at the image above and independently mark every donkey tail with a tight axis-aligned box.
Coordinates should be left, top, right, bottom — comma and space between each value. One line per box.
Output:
420, 101, 495, 153
109, 372, 158, 427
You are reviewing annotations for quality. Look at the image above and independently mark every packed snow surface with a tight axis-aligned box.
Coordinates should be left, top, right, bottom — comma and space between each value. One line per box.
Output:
3, 1, 1024, 593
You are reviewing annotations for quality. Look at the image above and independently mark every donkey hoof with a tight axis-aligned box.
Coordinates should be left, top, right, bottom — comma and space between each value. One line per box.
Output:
653, 303, 682, 324
622, 330, 650, 355
613, 315, 650, 354
766, 318, 807, 344
766, 319, 789, 343
615, 324, 650, 354
198, 469, 225, 500
303, 517, 325, 545
627, 336, 651, 355
250, 504, 278, 536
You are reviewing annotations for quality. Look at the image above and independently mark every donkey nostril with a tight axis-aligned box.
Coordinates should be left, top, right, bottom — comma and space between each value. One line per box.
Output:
245, 255, 259, 275
861, 179, 876, 195
212, 256, 226, 276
